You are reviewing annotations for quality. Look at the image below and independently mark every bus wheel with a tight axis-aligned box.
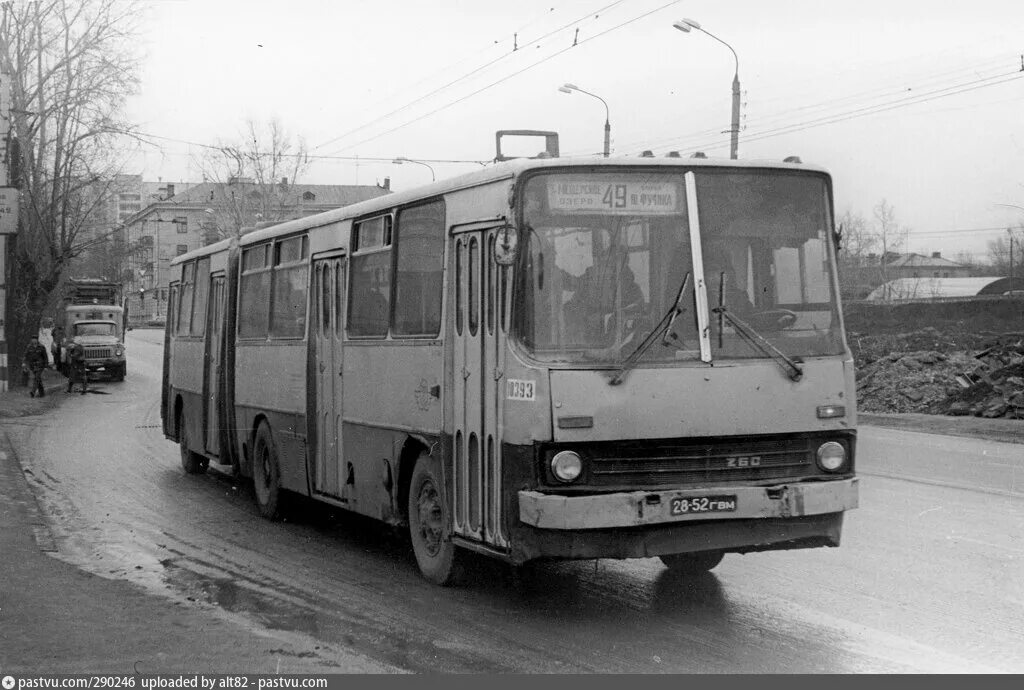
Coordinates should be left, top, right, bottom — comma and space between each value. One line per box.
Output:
179, 413, 208, 475
659, 550, 724, 574
252, 423, 282, 520
408, 453, 463, 586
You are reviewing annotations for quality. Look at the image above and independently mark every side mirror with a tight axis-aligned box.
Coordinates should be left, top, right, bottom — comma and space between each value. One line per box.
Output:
494, 225, 519, 266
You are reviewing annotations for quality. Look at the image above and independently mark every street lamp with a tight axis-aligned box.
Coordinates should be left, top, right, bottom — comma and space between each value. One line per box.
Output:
559, 83, 611, 158
392, 157, 436, 182
673, 18, 741, 160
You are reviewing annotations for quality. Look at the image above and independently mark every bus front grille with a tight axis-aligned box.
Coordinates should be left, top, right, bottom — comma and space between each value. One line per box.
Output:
580, 437, 817, 487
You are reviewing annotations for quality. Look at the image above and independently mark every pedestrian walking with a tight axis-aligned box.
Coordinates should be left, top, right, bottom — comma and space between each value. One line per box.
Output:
66, 339, 88, 395
23, 336, 49, 398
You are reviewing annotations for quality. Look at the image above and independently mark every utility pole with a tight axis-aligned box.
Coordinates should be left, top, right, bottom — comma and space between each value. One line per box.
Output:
1009, 228, 1014, 288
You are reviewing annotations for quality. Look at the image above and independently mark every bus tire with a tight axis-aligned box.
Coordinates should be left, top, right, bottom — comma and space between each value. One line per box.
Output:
659, 550, 724, 574
179, 412, 208, 475
252, 422, 283, 520
408, 453, 463, 586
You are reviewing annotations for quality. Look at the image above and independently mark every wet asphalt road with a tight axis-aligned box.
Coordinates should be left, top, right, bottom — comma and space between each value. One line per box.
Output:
5, 329, 1023, 673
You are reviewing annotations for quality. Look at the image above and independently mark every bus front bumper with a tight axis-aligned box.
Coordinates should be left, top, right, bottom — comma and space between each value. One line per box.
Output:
518, 478, 858, 530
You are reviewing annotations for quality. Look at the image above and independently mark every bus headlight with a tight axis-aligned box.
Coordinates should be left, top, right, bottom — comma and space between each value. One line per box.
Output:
550, 451, 583, 483
816, 442, 847, 472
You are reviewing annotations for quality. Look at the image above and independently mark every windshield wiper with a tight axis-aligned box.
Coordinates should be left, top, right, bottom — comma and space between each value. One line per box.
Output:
711, 306, 804, 382
609, 272, 691, 386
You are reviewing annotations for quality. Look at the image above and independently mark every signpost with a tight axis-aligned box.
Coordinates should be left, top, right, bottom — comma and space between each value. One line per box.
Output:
0, 187, 15, 390
0, 187, 18, 235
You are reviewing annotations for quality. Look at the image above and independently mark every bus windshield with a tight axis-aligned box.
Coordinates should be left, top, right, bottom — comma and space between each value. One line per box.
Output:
516, 170, 843, 365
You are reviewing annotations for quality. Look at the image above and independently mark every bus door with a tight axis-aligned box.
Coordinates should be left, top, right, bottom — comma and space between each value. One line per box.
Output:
310, 255, 345, 498
452, 229, 507, 547
203, 274, 225, 456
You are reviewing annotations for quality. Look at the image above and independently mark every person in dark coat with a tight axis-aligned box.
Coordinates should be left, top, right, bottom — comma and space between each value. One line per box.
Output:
66, 339, 87, 395
51, 324, 65, 371
23, 336, 49, 398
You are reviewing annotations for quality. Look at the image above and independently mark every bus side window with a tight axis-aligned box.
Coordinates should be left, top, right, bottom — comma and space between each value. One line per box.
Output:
468, 236, 479, 336
486, 235, 494, 335
191, 257, 210, 337
178, 261, 195, 335
335, 260, 343, 337
348, 215, 392, 338
321, 264, 331, 335
393, 200, 444, 337
168, 283, 179, 334
239, 244, 272, 338
269, 235, 309, 339
455, 238, 463, 336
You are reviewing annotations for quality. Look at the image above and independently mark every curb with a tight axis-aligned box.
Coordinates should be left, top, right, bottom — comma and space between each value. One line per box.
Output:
859, 412, 1024, 445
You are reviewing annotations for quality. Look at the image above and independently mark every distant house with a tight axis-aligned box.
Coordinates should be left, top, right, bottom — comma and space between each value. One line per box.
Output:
881, 251, 971, 280
840, 251, 970, 301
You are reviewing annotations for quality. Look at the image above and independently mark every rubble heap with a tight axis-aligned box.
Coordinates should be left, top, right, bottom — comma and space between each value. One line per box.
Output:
851, 328, 1024, 419
932, 341, 1024, 418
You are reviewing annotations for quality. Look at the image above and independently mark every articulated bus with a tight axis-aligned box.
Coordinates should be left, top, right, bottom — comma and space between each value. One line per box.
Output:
163, 150, 858, 585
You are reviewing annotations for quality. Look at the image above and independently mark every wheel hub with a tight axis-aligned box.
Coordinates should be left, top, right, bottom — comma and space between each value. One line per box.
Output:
415, 479, 444, 557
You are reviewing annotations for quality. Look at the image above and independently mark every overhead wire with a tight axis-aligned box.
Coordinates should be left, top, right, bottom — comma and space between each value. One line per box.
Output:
640, 68, 1024, 157
322, 0, 684, 155
352, 5, 562, 117
311, 0, 631, 153
610, 44, 1021, 154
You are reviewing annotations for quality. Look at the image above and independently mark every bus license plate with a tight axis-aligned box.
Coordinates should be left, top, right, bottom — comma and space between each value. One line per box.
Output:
670, 495, 737, 516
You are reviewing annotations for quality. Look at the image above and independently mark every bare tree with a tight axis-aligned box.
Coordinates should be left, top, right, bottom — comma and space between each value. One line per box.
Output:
954, 249, 979, 272
1, 0, 141, 375
872, 199, 905, 282
835, 208, 879, 301
837, 209, 877, 264
195, 119, 312, 239
986, 225, 1024, 276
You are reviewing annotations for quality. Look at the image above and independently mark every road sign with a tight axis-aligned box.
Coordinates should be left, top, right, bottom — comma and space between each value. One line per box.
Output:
0, 187, 19, 235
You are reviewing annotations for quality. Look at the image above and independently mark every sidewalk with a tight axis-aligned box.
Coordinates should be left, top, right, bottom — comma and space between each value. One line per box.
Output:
0, 373, 391, 674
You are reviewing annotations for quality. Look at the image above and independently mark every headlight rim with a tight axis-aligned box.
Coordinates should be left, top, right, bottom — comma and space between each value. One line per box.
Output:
550, 450, 584, 483
816, 441, 848, 473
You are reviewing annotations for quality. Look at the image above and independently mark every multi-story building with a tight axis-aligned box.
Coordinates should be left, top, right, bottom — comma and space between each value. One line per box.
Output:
122, 178, 391, 323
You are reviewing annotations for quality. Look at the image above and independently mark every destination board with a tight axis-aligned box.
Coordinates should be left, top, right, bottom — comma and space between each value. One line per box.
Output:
547, 177, 681, 215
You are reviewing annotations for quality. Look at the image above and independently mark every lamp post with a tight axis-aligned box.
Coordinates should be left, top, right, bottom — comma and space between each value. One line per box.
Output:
392, 157, 436, 182
673, 18, 740, 160
559, 83, 611, 157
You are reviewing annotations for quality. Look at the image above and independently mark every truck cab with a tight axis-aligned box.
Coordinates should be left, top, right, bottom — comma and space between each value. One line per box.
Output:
63, 315, 126, 381
55, 279, 128, 382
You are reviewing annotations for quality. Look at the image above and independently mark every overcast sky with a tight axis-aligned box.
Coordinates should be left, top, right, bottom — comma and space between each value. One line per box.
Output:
126, 0, 1024, 261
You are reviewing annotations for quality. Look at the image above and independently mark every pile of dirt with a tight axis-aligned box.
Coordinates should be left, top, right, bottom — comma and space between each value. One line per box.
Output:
932, 341, 1024, 418
850, 328, 1024, 419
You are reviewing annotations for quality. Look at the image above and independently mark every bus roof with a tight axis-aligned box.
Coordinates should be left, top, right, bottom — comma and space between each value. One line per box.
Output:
173, 155, 830, 265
